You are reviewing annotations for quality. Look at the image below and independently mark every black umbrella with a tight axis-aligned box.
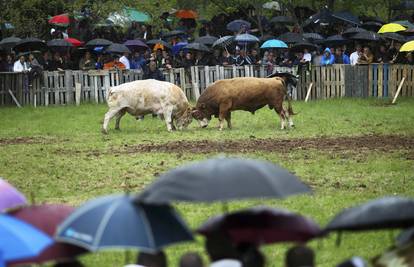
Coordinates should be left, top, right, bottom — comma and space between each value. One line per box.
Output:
106, 43, 131, 54
277, 32, 306, 44
162, 30, 186, 39
212, 36, 234, 48
380, 32, 406, 43
332, 11, 361, 26
85, 38, 113, 47
47, 39, 73, 48
392, 0, 414, 10
0, 37, 21, 50
184, 42, 210, 53
197, 206, 322, 245
361, 21, 384, 31
14, 37, 47, 52
226, 19, 251, 32
321, 34, 349, 45
146, 39, 172, 50
135, 157, 311, 204
291, 42, 318, 52
270, 16, 295, 25
325, 197, 414, 232
350, 31, 381, 42
342, 27, 367, 37
195, 35, 218, 46
124, 39, 148, 49
303, 33, 324, 42
396, 227, 414, 246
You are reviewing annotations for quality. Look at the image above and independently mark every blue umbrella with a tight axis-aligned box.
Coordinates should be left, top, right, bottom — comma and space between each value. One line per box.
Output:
234, 33, 259, 43
56, 194, 193, 251
124, 39, 148, 49
0, 214, 52, 263
260, 39, 288, 49
227, 19, 251, 32
172, 41, 188, 55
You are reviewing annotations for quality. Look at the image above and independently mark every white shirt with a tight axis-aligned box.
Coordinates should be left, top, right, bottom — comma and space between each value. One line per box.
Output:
210, 259, 242, 267
350, 51, 359, 65
303, 52, 312, 62
13, 60, 30, 72
119, 56, 130, 69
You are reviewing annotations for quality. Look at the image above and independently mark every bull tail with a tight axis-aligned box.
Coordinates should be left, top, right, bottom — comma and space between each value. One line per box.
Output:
287, 95, 297, 116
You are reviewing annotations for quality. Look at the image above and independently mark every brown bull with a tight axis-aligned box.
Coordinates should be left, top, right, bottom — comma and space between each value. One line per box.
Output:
192, 76, 295, 130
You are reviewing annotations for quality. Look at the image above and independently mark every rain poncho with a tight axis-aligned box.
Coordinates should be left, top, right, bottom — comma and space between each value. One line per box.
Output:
320, 48, 335, 65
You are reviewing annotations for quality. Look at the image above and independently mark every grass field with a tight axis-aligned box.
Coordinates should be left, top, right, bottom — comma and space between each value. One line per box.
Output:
0, 98, 413, 267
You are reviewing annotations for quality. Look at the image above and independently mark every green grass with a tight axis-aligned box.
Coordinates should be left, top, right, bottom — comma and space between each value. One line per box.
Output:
0, 98, 413, 267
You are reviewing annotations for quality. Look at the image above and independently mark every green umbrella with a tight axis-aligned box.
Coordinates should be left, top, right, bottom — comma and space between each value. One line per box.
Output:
107, 8, 150, 27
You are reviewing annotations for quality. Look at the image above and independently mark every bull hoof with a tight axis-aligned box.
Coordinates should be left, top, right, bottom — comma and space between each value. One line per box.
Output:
101, 128, 109, 135
115, 128, 121, 131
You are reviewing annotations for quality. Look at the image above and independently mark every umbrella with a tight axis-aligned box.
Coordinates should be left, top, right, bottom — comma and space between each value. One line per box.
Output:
0, 214, 52, 262
325, 197, 414, 232
378, 23, 407, 33
303, 33, 324, 42
350, 31, 381, 41
260, 39, 288, 49
184, 42, 210, 53
0, 37, 21, 50
56, 194, 193, 251
135, 157, 311, 204
124, 39, 148, 49
259, 35, 276, 42
396, 227, 414, 246
400, 40, 414, 52
381, 32, 406, 43
85, 38, 113, 47
107, 8, 150, 26
270, 16, 295, 25
47, 39, 73, 48
64, 38, 83, 47
146, 39, 172, 50
392, 20, 414, 29
7, 204, 86, 266
212, 36, 234, 48
362, 21, 384, 31
277, 32, 306, 44
291, 42, 318, 52
172, 41, 188, 55
162, 30, 186, 39
106, 43, 131, 54
342, 27, 367, 37
322, 34, 349, 45
226, 19, 251, 32
331, 11, 361, 26
392, 1, 414, 10
0, 178, 27, 212
197, 206, 322, 245
234, 33, 259, 43
175, 9, 198, 19
13, 37, 47, 52
195, 35, 218, 46
262, 1, 281, 11
48, 14, 70, 27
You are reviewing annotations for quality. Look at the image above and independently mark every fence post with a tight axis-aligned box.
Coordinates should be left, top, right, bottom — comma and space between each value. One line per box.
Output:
93, 75, 99, 104
204, 66, 210, 87
190, 66, 200, 100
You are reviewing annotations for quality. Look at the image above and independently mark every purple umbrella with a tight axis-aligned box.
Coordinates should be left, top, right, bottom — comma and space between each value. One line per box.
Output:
172, 41, 188, 55
197, 206, 322, 245
0, 178, 27, 212
123, 39, 148, 49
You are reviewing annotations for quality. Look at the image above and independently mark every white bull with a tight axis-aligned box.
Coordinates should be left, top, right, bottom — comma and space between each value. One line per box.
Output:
102, 79, 192, 133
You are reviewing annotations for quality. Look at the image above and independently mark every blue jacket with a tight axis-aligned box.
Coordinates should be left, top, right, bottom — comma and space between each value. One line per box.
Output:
320, 48, 335, 65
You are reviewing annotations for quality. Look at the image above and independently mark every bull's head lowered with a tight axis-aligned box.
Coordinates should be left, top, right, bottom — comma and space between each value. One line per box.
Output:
192, 104, 212, 128
175, 106, 194, 130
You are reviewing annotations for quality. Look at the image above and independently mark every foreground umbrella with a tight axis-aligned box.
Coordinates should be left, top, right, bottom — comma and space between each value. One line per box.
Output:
270, 16, 295, 25
235, 33, 259, 43
303, 33, 324, 42
197, 206, 322, 245
175, 9, 198, 19
64, 38, 83, 47
260, 39, 288, 49
7, 204, 86, 266
400, 40, 414, 52
48, 14, 70, 27
14, 37, 47, 52
0, 178, 27, 212
381, 32, 406, 43
0, 214, 52, 262
277, 32, 306, 44
378, 23, 407, 33
350, 31, 381, 41
342, 27, 367, 37
396, 227, 414, 246
212, 36, 234, 48
56, 194, 193, 251
325, 197, 414, 232
85, 38, 113, 47
106, 43, 131, 54
291, 42, 318, 52
47, 39, 73, 48
195, 35, 218, 46
227, 19, 251, 32
135, 157, 311, 204
146, 39, 172, 50
0, 37, 21, 50
184, 42, 210, 53
124, 39, 148, 49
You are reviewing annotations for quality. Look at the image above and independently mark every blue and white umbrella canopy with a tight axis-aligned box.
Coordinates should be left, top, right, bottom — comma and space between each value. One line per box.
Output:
212, 36, 234, 48
0, 214, 52, 263
56, 194, 193, 252
260, 39, 288, 49
235, 33, 260, 43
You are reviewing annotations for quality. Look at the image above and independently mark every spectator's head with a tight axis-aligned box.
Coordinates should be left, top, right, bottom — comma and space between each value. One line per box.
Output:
113, 55, 120, 63
395, 42, 402, 50
205, 233, 239, 262
18, 55, 25, 63
141, 24, 147, 31
6, 54, 13, 62
240, 49, 246, 57
268, 52, 274, 61
53, 52, 61, 60
251, 49, 258, 57
123, 51, 130, 57
379, 45, 387, 53
156, 48, 163, 56
162, 50, 169, 58
355, 44, 362, 52
179, 252, 203, 267
85, 51, 91, 60
324, 48, 331, 57
235, 46, 241, 55
285, 245, 315, 267
185, 52, 193, 60
303, 48, 309, 54
335, 47, 343, 56
179, 50, 185, 57
149, 60, 157, 71
297, 52, 304, 59
363, 46, 372, 55
239, 245, 265, 267
407, 52, 413, 62
137, 251, 167, 267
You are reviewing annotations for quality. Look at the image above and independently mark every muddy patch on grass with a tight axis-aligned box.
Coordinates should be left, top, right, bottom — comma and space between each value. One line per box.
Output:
0, 137, 46, 145
56, 135, 413, 156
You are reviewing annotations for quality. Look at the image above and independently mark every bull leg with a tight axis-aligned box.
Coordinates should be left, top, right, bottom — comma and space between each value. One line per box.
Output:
163, 107, 174, 132
274, 104, 287, 130
225, 112, 232, 129
115, 108, 126, 130
218, 101, 232, 131
102, 107, 123, 134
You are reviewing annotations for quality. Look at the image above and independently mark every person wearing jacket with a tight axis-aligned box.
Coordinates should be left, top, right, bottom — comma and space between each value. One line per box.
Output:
334, 47, 350, 64
320, 48, 335, 65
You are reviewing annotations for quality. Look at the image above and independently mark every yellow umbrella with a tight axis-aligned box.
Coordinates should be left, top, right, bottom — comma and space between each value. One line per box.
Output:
378, 23, 407, 33
400, 40, 414, 52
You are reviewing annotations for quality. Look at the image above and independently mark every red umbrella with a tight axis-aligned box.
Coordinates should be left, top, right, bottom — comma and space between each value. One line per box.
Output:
48, 14, 70, 27
175, 9, 198, 19
7, 204, 87, 266
65, 37, 84, 47
197, 206, 322, 245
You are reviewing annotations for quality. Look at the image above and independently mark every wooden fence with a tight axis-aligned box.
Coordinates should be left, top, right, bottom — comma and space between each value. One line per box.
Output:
0, 64, 413, 107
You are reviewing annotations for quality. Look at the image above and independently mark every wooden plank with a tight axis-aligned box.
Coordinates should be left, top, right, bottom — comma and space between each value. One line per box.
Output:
378, 64, 383, 98
204, 66, 210, 87
8, 90, 21, 107
65, 70, 73, 104
392, 77, 406, 104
